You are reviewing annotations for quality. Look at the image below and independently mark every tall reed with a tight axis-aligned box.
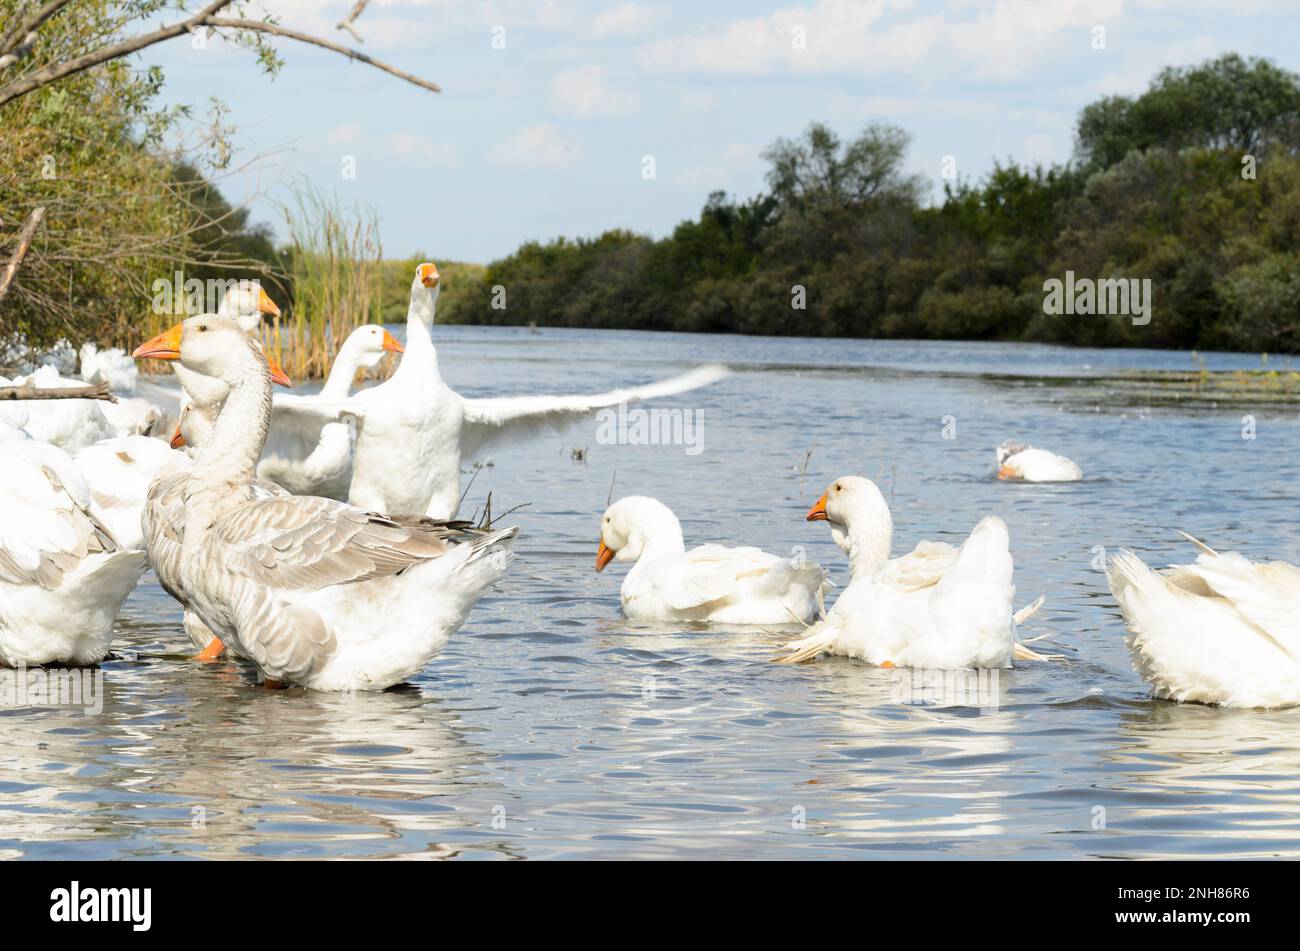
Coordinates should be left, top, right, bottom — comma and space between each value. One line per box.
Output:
270, 186, 392, 381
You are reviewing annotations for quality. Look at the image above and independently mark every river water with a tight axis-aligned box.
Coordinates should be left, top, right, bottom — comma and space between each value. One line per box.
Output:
3, 326, 1299, 859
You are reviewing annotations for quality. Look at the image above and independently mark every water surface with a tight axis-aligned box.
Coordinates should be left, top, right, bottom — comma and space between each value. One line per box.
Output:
3, 328, 1298, 859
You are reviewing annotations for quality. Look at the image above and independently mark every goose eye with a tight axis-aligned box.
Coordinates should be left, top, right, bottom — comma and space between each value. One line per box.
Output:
834, 483, 842, 492
198, 324, 207, 332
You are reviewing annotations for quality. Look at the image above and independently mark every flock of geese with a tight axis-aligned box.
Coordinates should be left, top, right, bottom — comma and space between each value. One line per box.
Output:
2, 261, 1298, 708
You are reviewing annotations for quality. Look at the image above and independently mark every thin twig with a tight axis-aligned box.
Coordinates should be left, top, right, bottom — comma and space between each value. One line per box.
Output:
336, 0, 370, 43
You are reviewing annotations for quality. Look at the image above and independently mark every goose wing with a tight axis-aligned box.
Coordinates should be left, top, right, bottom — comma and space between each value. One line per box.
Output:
1180, 550, 1300, 662
0, 447, 116, 589
215, 496, 461, 592
876, 540, 960, 592
459, 364, 728, 458
648, 544, 776, 611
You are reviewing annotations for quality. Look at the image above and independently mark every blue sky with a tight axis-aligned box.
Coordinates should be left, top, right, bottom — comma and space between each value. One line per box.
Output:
144, 0, 1298, 263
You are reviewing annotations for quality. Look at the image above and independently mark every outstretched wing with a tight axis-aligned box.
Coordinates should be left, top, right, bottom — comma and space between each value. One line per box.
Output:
459, 364, 729, 458
270, 393, 364, 432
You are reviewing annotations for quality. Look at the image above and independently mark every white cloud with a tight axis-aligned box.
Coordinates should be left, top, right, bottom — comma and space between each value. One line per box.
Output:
591, 3, 659, 37
637, 0, 1127, 80
550, 65, 641, 118
488, 123, 581, 169
677, 90, 719, 112
327, 122, 362, 145
1085, 34, 1217, 96
386, 132, 458, 164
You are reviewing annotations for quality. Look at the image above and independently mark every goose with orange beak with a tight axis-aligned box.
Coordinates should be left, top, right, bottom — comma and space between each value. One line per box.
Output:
995, 440, 1081, 482
255, 323, 403, 499
149, 314, 516, 691
594, 495, 829, 625
343, 262, 729, 520
780, 476, 1049, 668
133, 309, 293, 664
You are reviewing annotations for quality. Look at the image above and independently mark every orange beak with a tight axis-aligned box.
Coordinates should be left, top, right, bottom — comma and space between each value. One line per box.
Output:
417, 262, 440, 288
132, 322, 183, 361
806, 493, 829, 522
382, 329, 404, 353
595, 541, 615, 572
170, 426, 186, 450
996, 464, 1018, 480
267, 358, 292, 388
258, 287, 281, 318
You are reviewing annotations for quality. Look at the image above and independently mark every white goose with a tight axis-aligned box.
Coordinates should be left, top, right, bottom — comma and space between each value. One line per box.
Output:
72, 435, 178, 549
0, 421, 146, 667
256, 324, 402, 498
346, 263, 730, 518
0, 365, 116, 451
781, 477, 1044, 668
595, 495, 829, 625
1108, 536, 1300, 708
171, 280, 283, 447
134, 322, 292, 663
140, 315, 517, 691
995, 440, 1082, 482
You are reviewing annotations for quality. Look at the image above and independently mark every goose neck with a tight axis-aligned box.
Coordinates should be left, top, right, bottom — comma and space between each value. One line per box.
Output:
320, 339, 362, 399
191, 358, 271, 495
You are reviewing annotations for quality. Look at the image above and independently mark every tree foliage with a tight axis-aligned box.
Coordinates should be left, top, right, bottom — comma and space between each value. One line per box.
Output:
443, 53, 1300, 353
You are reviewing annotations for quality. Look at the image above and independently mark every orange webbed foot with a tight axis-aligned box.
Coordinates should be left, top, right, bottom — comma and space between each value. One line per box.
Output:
191, 638, 225, 663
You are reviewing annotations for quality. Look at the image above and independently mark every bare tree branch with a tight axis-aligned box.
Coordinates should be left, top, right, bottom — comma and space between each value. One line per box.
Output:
0, 381, 117, 403
0, 205, 45, 308
336, 0, 371, 43
0, 1, 440, 109
206, 17, 440, 94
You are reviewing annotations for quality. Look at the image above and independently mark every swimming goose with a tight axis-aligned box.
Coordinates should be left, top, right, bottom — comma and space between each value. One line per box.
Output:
139, 315, 517, 690
140, 453, 289, 662
995, 441, 1082, 482
255, 324, 402, 498
0, 425, 146, 667
780, 477, 1042, 668
595, 495, 829, 625
1107, 536, 1300, 708
346, 263, 730, 519
134, 319, 292, 663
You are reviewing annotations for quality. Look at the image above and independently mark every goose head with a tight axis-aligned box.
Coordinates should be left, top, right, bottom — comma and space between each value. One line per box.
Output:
343, 324, 404, 370
408, 262, 441, 323
996, 440, 1030, 467
995, 439, 1032, 479
596, 496, 685, 571
135, 316, 292, 387
217, 281, 281, 334
133, 316, 291, 388
320, 324, 405, 398
806, 476, 893, 572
